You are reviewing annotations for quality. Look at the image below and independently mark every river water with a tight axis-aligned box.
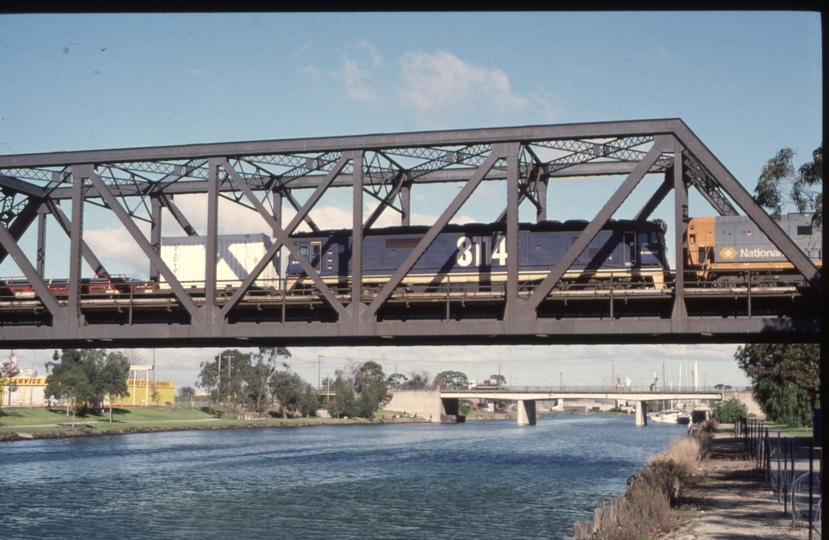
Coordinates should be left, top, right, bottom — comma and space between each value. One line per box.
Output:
0, 415, 687, 539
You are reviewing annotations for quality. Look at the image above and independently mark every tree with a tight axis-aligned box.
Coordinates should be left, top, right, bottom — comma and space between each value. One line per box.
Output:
355, 361, 389, 418
387, 372, 408, 390
0, 353, 21, 409
328, 375, 358, 419
244, 357, 274, 414
45, 349, 102, 426
734, 343, 820, 426
178, 386, 197, 398
297, 385, 320, 418
270, 370, 304, 418
433, 370, 469, 390
401, 370, 431, 390
490, 374, 507, 387
712, 397, 748, 423
754, 144, 822, 228
196, 349, 252, 405
98, 352, 130, 423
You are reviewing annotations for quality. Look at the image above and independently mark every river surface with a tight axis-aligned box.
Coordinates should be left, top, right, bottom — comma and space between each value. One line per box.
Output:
0, 415, 687, 539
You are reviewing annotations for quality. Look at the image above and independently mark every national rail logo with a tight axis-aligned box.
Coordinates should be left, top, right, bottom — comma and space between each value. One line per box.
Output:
719, 246, 738, 260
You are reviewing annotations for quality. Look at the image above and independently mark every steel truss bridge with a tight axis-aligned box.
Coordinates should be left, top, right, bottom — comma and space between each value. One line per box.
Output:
0, 119, 821, 349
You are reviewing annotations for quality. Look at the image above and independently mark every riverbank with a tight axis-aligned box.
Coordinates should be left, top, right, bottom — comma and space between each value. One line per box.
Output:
663, 430, 811, 539
0, 406, 431, 443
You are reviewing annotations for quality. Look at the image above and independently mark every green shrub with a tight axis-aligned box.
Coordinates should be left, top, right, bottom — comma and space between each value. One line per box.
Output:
712, 397, 748, 423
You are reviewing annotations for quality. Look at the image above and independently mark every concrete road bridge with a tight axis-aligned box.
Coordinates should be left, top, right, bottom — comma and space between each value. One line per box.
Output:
441, 387, 724, 426
386, 387, 724, 427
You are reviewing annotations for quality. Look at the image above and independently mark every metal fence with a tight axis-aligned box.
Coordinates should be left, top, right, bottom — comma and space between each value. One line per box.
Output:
736, 418, 821, 538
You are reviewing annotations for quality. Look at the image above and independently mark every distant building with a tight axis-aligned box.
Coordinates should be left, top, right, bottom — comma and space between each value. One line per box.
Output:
1, 377, 176, 407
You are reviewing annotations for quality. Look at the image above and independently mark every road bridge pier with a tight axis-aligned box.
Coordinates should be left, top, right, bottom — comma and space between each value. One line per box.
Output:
635, 401, 648, 426
516, 400, 537, 425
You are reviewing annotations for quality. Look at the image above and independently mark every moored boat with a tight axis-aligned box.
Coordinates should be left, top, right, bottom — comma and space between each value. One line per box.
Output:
647, 410, 688, 424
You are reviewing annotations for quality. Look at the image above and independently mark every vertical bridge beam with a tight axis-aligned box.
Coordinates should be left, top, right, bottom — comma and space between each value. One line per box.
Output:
517, 399, 537, 425
635, 401, 648, 426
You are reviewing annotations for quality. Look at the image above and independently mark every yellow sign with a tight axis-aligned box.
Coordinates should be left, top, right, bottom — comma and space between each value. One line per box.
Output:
719, 246, 737, 260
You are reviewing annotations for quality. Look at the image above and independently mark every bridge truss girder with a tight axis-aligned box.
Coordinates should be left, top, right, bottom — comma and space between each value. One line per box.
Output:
0, 119, 821, 349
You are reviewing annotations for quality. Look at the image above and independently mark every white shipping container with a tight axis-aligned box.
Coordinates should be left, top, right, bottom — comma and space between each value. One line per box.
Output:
160, 234, 280, 289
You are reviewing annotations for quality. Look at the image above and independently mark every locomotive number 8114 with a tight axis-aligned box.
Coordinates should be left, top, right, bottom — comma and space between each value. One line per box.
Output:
286, 219, 670, 292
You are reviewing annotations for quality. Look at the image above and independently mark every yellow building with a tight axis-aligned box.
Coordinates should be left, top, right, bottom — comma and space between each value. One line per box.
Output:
1, 377, 175, 407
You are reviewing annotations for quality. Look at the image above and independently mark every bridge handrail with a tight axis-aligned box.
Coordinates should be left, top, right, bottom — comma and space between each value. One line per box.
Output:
441, 385, 733, 393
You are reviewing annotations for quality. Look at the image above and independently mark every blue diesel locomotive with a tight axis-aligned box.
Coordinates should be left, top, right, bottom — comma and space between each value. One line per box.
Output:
286, 219, 671, 292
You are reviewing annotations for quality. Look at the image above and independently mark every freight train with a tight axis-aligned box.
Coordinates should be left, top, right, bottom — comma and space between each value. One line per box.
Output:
1, 213, 821, 301
0, 274, 156, 298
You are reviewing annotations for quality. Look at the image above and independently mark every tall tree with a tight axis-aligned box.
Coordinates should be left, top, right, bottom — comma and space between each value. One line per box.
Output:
196, 349, 251, 405
99, 352, 130, 423
401, 370, 431, 390
754, 144, 822, 228
0, 353, 21, 409
298, 385, 320, 418
433, 370, 469, 390
45, 349, 101, 426
735, 343, 820, 426
386, 372, 408, 390
270, 370, 304, 418
328, 375, 358, 419
490, 374, 507, 387
178, 386, 197, 398
355, 361, 389, 418
244, 357, 274, 414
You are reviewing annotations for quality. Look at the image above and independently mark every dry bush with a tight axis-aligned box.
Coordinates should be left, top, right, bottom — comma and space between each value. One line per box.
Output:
664, 435, 704, 483
602, 480, 674, 540
699, 418, 719, 433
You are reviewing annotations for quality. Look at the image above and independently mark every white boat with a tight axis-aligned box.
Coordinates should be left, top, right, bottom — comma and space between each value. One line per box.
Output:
648, 410, 690, 424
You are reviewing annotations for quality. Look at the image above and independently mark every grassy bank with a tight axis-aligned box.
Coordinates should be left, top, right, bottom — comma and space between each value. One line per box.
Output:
761, 423, 814, 445
0, 406, 428, 442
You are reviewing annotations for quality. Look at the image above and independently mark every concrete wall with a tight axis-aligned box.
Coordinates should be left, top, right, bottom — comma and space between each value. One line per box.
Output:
385, 390, 444, 422
722, 389, 764, 417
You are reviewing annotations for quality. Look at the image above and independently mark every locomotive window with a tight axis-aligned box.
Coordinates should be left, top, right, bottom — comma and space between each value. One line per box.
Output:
797, 225, 812, 236
638, 233, 648, 247
299, 244, 309, 258
386, 237, 421, 249
651, 232, 658, 245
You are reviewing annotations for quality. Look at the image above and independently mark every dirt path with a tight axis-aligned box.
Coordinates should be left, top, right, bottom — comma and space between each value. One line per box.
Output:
664, 433, 813, 540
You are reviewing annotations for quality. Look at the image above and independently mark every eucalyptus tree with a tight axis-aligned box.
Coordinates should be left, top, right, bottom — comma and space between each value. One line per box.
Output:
754, 144, 822, 227
99, 352, 130, 422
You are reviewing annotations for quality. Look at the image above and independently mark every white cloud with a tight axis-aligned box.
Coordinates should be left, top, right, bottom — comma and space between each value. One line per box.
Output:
350, 39, 384, 68
299, 63, 323, 79
397, 50, 530, 120
83, 227, 149, 279
334, 57, 377, 102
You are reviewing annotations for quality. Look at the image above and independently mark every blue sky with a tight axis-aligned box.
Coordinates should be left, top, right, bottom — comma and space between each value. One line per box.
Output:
0, 12, 822, 391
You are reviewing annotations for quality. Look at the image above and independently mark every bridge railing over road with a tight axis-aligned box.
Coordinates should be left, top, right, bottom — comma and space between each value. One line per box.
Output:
450, 385, 740, 394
